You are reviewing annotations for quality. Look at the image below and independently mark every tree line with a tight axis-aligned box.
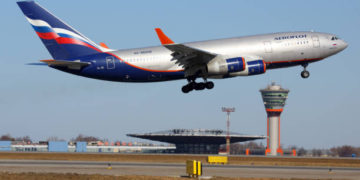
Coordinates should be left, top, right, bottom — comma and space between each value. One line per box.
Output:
221, 142, 360, 157
0, 134, 100, 143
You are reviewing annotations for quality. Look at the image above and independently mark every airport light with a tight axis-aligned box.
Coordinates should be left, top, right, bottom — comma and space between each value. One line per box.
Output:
222, 107, 235, 155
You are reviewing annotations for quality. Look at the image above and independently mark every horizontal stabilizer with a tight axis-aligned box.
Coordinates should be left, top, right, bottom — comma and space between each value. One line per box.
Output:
26, 62, 48, 66
40, 60, 90, 70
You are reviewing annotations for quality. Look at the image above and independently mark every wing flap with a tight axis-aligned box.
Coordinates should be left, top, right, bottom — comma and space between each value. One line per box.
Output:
164, 43, 216, 77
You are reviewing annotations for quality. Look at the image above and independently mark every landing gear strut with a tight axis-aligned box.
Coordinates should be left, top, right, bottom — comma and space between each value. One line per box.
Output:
181, 76, 214, 93
301, 63, 310, 79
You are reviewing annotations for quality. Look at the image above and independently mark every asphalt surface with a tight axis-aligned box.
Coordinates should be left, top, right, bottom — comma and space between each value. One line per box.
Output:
0, 159, 360, 179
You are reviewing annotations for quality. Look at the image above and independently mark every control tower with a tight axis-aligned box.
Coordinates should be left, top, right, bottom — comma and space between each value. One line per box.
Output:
260, 82, 289, 156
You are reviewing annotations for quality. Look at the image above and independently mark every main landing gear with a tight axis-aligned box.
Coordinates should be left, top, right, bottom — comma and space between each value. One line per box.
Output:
182, 76, 214, 93
301, 63, 310, 79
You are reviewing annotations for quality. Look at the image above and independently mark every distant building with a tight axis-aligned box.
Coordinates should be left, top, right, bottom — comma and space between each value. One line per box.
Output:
127, 129, 265, 154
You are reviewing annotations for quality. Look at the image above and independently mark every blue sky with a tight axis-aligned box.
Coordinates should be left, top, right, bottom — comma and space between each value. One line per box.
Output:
1, 0, 359, 149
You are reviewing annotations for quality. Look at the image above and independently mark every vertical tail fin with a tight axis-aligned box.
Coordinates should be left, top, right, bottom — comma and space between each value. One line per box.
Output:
17, 1, 106, 60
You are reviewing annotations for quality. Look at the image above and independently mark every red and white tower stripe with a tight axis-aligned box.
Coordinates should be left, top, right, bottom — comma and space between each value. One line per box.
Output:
260, 82, 289, 156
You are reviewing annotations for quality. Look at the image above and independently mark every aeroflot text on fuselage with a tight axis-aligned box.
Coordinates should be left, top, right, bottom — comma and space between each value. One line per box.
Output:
274, 34, 307, 40
17, 1, 348, 93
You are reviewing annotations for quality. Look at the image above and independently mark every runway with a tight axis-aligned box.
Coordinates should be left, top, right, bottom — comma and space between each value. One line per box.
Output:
1, 160, 360, 179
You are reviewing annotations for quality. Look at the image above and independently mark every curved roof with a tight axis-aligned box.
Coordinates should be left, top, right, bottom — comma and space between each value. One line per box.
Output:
127, 129, 266, 144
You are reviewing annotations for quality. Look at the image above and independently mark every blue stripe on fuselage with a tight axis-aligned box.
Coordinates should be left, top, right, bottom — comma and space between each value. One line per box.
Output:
52, 53, 185, 82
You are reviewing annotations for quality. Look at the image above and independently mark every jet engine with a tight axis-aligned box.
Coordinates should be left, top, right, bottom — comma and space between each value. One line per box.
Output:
207, 56, 266, 77
245, 59, 267, 76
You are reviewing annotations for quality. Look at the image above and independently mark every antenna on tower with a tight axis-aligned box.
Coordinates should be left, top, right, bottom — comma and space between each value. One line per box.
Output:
222, 107, 235, 155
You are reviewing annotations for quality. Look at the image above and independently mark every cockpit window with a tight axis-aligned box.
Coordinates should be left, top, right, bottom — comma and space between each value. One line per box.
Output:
331, 36, 340, 40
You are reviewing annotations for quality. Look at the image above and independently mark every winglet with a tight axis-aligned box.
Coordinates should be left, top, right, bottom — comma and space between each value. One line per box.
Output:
99, 42, 109, 49
155, 28, 174, 45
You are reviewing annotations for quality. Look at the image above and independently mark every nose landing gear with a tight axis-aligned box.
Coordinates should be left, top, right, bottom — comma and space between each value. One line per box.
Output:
181, 76, 214, 93
301, 70, 310, 78
301, 63, 310, 79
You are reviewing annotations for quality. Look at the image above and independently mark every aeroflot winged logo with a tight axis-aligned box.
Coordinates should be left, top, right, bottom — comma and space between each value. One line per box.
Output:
274, 34, 307, 40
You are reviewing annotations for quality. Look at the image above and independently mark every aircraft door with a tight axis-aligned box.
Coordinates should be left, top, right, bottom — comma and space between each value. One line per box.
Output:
312, 36, 320, 48
106, 56, 115, 69
263, 41, 272, 53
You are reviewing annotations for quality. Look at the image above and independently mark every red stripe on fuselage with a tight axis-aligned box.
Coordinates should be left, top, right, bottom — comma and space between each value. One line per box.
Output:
265, 58, 323, 64
105, 55, 321, 73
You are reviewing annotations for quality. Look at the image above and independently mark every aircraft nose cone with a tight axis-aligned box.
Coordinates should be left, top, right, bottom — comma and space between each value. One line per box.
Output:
344, 41, 348, 49
340, 40, 348, 50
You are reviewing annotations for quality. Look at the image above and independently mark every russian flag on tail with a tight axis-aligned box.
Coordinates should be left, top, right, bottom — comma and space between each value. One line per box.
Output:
17, 1, 110, 60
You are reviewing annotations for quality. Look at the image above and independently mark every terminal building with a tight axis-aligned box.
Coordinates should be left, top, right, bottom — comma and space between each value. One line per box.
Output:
127, 129, 265, 154
0, 141, 175, 153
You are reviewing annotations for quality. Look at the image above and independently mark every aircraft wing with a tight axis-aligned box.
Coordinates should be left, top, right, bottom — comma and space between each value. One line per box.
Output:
155, 28, 217, 77
40, 60, 90, 70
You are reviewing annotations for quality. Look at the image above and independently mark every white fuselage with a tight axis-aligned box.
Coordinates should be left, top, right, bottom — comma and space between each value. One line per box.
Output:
109, 31, 347, 75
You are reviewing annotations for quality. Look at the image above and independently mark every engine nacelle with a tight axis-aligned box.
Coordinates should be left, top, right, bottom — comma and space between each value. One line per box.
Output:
226, 57, 246, 73
245, 59, 267, 76
207, 55, 266, 77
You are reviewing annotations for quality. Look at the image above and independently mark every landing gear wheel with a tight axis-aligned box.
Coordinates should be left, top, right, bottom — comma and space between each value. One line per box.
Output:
182, 85, 191, 93
205, 81, 214, 89
301, 70, 310, 78
188, 82, 196, 90
182, 82, 196, 93
300, 63, 310, 79
194, 83, 206, 90
181, 76, 215, 93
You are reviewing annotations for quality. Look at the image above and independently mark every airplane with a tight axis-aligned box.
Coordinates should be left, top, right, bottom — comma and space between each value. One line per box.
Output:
17, 1, 348, 93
